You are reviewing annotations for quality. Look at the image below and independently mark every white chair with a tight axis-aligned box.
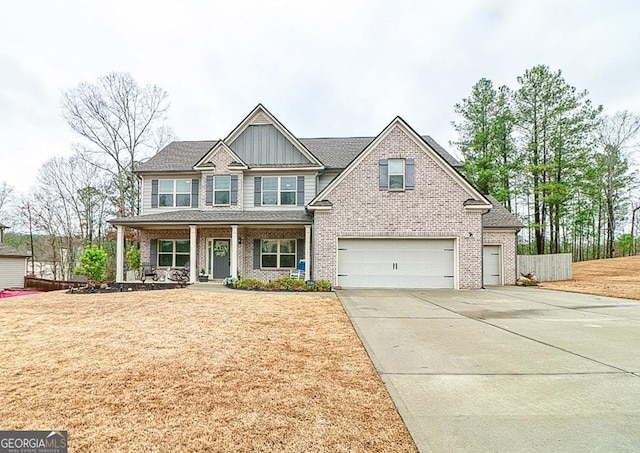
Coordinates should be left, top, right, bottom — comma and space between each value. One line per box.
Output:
289, 259, 306, 280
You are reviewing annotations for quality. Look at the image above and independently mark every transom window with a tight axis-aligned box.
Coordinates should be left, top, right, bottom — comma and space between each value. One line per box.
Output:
261, 239, 296, 268
159, 179, 191, 207
388, 159, 405, 190
158, 239, 190, 267
214, 176, 231, 205
262, 176, 296, 205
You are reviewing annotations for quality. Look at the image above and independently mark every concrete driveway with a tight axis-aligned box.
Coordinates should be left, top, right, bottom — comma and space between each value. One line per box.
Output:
337, 287, 640, 452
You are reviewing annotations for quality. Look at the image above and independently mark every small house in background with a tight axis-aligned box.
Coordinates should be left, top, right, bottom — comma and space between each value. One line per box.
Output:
0, 223, 31, 289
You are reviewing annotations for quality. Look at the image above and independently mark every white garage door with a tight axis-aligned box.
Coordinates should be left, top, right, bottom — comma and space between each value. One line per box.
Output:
483, 245, 502, 285
337, 238, 455, 289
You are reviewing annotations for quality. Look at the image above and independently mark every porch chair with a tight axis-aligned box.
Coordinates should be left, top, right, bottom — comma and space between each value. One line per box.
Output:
289, 259, 306, 280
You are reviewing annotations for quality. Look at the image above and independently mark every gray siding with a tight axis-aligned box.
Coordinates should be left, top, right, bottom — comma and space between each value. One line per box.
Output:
0, 257, 27, 289
318, 171, 340, 193
230, 125, 311, 165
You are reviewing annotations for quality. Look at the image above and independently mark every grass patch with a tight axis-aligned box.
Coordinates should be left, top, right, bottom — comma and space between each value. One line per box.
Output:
0, 289, 415, 452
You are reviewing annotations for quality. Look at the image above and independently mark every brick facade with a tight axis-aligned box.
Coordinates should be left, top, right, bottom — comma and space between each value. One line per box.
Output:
312, 125, 485, 289
483, 230, 518, 285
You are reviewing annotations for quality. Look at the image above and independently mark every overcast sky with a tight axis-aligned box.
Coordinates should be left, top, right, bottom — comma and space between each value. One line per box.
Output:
1, 0, 638, 193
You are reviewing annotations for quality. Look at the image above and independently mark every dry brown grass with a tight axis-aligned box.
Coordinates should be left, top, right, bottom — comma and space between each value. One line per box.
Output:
0, 289, 416, 452
542, 255, 640, 301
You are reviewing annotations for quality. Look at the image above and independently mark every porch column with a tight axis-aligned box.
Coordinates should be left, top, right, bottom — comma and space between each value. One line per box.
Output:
305, 224, 312, 280
116, 225, 124, 283
230, 225, 238, 279
189, 225, 197, 284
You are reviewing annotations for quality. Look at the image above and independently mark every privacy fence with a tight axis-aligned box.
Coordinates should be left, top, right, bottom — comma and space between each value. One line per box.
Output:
517, 253, 573, 282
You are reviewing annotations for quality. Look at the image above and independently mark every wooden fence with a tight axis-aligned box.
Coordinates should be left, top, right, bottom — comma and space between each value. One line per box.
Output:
517, 253, 573, 282
24, 276, 86, 292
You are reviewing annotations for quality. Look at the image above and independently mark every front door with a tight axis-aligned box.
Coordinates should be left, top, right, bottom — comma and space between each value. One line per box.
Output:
208, 239, 231, 279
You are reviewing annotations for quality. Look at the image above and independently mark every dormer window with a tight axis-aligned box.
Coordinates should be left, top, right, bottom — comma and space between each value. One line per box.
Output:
214, 176, 231, 205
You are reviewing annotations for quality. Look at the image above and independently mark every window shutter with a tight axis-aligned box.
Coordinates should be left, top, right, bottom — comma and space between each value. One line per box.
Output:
296, 176, 305, 206
230, 175, 238, 206
254, 177, 262, 206
151, 179, 159, 208
150, 239, 157, 267
379, 160, 388, 190
205, 175, 213, 206
253, 239, 261, 269
191, 179, 199, 208
406, 158, 415, 190
297, 238, 304, 263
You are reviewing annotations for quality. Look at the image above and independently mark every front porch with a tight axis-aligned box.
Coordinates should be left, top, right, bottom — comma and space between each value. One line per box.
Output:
115, 223, 312, 284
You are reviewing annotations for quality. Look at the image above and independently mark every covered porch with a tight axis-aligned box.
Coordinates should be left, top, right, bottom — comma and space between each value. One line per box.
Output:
111, 211, 313, 284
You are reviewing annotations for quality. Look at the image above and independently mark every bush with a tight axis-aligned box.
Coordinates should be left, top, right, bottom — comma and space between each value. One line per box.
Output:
235, 278, 265, 290
75, 245, 108, 282
126, 246, 140, 270
234, 276, 332, 292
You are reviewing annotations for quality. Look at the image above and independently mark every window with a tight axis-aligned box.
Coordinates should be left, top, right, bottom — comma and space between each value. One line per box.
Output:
261, 239, 296, 268
159, 179, 191, 207
158, 240, 190, 267
214, 176, 231, 205
388, 159, 405, 190
262, 176, 297, 205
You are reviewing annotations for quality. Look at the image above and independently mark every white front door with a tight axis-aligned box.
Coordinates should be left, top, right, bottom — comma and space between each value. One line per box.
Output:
483, 245, 502, 286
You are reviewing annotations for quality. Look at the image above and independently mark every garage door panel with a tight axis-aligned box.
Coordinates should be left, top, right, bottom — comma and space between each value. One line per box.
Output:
338, 239, 455, 289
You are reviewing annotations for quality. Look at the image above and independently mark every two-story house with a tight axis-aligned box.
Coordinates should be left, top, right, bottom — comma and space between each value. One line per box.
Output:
109, 104, 522, 289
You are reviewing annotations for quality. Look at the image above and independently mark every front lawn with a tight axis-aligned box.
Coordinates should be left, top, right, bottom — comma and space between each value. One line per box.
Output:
0, 289, 415, 452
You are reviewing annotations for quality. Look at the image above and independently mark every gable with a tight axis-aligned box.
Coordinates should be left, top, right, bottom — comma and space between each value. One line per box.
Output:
309, 117, 490, 210
229, 124, 312, 166
194, 141, 248, 171
224, 104, 323, 168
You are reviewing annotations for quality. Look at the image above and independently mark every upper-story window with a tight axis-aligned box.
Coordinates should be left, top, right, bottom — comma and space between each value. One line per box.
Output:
159, 179, 192, 207
388, 159, 405, 190
262, 176, 297, 205
214, 176, 231, 205
379, 158, 414, 192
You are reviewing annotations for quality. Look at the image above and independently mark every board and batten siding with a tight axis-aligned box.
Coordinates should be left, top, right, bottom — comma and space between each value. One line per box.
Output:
0, 257, 28, 289
229, 125, 311, 165
243, 174, 317, 210
517, 253, 573, 282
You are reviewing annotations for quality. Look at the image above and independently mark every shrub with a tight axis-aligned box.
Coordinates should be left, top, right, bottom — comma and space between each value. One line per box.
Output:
126, 246, 140, 270
313, 280, 332, 292
268, 276, 308, 291
235, 278, 265, 290
75, 245, 108, 282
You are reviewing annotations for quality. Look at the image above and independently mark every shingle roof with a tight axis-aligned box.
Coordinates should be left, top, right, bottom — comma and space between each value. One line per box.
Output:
109, 210, 312, 226
482, 195, 524, 229
299, 135, 461, 169
0, 243, 31, 257
138, 135, 462, 173
138, 141, 218, 173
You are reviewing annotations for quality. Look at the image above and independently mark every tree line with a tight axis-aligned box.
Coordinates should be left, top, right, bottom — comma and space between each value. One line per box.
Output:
452, 65, 640, 259
0, 72, 173, 280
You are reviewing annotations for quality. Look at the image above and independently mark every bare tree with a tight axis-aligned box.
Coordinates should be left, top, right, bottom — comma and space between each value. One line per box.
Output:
0, 181, 12, 216
594, 111, 640, 257
61, 72, 174, 217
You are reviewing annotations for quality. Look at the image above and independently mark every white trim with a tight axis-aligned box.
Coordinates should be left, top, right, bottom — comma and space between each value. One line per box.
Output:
230, 225, 238, 279
244, 166, 324, 172
194, 141, 248, 170
116, 225, 124, 283
189, 225, 197, 283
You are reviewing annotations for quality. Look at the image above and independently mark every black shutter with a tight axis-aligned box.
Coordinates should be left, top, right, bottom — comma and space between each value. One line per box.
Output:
297, 238, 304, 263
150, 239, 158, 267
296, 176, 304, 206
231, 175, 238, 205
253, 239, 261, 269
254, 177, 262, 206
379, 160, 388, 190
406, 159, 415, 190
206, 175, 213, 206
151, 179, 159, 208
191, 179, 199, 208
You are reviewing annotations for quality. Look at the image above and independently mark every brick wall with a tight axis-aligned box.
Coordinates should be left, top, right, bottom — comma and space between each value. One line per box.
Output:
313, 124, 485, 289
